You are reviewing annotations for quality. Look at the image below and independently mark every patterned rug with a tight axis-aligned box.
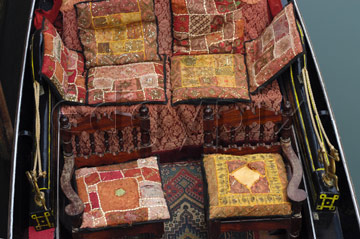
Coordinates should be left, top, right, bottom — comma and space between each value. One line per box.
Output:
160, 161, 287, 239
160, 161, 254, 239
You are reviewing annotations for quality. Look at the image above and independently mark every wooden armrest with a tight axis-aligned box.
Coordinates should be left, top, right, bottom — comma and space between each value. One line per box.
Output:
281, 138, 307, 202
60, 155, 84, 216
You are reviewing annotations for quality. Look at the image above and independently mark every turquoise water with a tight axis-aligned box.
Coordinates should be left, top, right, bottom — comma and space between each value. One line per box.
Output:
296, 0, 360, 206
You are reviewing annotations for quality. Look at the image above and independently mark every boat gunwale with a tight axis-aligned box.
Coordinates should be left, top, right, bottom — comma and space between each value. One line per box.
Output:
293, 0, 360, 226
7, 1, 37, 238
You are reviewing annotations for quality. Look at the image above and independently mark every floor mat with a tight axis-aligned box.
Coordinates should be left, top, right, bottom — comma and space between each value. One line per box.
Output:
160, 161, 254, 239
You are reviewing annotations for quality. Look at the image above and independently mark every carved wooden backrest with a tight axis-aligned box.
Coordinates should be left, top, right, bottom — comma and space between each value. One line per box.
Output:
59, 105, 152, 223
60, 105, 151, 167
203, 102, 292, 155
202, 101, 306, 214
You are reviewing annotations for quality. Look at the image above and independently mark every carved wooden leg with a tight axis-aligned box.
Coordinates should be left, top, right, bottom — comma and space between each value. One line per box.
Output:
281, 100, 306, 202
60, 115, 73, 156
204, 105, 215, 150
281, 101, 292, 141
59, 115, 84, 222
289, 214, 302, 239
281, 140, 307, 202
139, 105, 151, 157
60, 155, 84, 217
208, 220, 221, 239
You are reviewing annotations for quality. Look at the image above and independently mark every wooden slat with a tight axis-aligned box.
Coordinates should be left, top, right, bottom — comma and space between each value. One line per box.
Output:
74, 151, 143, 168
69, 112, 137, 134
219, 107, 282, 127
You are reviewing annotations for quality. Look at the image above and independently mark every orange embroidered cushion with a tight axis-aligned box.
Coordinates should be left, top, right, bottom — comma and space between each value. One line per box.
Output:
245, 3, 303, 93
75, 157, 170, 229
203, 154, 291, 219
170, 54, 249, 104
75, 0, 160, 68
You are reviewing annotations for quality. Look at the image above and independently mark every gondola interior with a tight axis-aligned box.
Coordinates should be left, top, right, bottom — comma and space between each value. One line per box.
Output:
3, 0, 360, 238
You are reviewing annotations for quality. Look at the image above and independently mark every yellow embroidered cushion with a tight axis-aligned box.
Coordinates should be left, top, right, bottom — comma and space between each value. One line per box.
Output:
203, 154, 291, 219
75, 0, 160, 68
170, 54, 250, 105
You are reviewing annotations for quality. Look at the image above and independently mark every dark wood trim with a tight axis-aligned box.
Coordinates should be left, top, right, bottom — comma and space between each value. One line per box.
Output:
218, 106, 282, 127
204, 104, 283, 154
74, 152, 143, 168
73, 222, 164, 239
0, 81, 13, 160
204, 144, 281, 156
204, 105, 215, 148
156, 145, 203, 163
60, 105, 152, 168
60, 115, 73, 157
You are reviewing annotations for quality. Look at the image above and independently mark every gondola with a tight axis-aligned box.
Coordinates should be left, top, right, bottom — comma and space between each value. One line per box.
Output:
2, 0, 360, 238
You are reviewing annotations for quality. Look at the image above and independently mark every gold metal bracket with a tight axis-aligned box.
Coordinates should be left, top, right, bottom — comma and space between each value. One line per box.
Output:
31, 211, 54, 231
316, 194, 339, 211
318, 148, 340, 191
26, 171, 48, 210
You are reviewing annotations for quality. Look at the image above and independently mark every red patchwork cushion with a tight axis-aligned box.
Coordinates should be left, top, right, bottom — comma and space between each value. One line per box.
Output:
41, 18, 86, 102
171, 0, 247, 55
87, 61, 166, 104
75, 0, 160, 69
75, 157, 170, 229
245, 3, 303, 93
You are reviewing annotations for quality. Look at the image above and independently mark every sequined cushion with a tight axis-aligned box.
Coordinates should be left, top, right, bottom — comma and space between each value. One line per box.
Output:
171, 0, 247, 55
170, 54, 249, 104
75, 0, 160, 69
75, 157, 170, 229
87, 61, 166, 104
41, 18, 86, 103
245, 3, 303, 93
203, 154, 291, 219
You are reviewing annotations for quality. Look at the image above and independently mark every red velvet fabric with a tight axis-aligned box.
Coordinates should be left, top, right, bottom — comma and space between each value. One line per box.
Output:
34, 0, 62, 30
28, 227, 55, 239
268, 0, 283, 18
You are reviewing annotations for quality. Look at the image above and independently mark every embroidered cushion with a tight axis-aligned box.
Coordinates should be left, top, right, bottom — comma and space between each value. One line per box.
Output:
170, 54, 249, 104
75, 156, 170, 229
87, 61, 166, 104
241, 0, 272, 41
41, 18, 86, 103
60, 0, 82, 12
171, 0, 246, 55
203, 154, 291, 219
245, 3, 303, 93
75, 0, 160, 69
